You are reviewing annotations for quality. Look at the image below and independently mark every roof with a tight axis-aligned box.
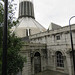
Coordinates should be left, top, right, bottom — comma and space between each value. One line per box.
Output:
14, 17, 46, 37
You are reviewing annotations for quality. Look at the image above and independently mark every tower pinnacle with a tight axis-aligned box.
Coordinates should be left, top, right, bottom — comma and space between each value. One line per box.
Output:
19, 0, 35, 18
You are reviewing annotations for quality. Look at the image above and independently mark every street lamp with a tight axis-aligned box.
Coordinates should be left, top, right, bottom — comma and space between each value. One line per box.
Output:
69, 16, 75, 75
2, 0, 8, 75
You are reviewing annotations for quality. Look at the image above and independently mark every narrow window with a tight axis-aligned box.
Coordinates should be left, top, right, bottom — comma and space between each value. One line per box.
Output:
26, 29, 28, 36
29, 29, 31, 35
21, 2, 23, 15
56, 36, 60, 40
26, 29, 31, 36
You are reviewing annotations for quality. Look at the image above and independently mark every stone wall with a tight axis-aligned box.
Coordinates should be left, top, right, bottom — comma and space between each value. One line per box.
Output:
29, 24, 75, 75
20, 43, 47, 75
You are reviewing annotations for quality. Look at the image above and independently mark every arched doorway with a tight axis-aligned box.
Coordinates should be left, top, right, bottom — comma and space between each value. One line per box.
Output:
34, 52, 41, 73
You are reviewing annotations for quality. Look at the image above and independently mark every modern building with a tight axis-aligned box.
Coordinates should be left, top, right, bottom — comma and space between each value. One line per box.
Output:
14, 0, 75, 75
14, 0, 46, 38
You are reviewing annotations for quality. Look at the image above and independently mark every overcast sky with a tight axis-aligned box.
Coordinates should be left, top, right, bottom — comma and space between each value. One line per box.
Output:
13, 0, 75, 29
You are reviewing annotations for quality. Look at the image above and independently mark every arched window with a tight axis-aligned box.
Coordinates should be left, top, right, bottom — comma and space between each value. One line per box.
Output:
56, 51, 64, 67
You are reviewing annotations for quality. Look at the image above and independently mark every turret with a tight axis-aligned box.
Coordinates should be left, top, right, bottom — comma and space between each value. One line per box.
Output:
19, 0, 35, 19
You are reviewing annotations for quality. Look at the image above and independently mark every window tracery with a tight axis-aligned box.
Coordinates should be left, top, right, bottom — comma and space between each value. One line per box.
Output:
56, 51, 64, 67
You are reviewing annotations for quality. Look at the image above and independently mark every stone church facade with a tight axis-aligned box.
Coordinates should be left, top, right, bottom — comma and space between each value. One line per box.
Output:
14, 0, 75, 75
29, 24, 75, 75
19, 24, 75, 75
20, 43, 47, 75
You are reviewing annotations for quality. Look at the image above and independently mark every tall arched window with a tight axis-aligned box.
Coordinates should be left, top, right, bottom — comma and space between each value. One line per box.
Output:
56, 51, 64, 67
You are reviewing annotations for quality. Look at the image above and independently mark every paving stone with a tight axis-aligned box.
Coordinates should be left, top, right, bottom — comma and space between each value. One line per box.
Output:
34, 70, 69, 75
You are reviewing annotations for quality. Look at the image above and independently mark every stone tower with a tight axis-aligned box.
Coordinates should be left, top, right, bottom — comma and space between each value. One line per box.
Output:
13, 0, 46, 38
19, 0, 35, 19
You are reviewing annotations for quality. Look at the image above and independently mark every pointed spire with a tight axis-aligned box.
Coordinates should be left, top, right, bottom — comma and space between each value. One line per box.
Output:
19, 0, 35, 19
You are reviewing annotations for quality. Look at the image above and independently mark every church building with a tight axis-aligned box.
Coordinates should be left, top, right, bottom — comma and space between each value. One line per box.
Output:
13, 0, 75, 75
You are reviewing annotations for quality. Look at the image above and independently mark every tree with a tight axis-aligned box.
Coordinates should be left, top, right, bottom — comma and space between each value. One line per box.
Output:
0, 1, 25, 75
0, 2, 4, 75
7, 33, 24, 75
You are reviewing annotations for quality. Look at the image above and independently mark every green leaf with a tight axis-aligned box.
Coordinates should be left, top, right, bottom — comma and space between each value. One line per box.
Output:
0, 1, 25, 75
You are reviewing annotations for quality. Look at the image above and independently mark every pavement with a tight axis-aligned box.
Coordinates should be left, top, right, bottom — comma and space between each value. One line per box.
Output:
34, 70, 69, 75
